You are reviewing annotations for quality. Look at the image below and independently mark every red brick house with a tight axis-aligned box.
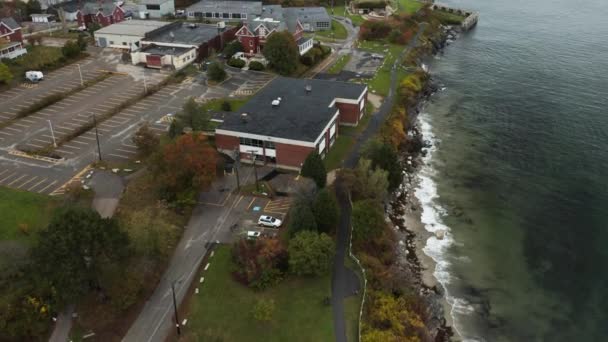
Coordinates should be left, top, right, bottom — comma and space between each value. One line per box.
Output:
215, 77, 368, 170
0, 17, 27, 60
235, 5, 313, 56
77, 2, 125, 29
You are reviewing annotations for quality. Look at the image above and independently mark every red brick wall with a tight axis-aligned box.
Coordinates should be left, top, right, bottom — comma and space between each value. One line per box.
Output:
113, 7, 124, 23
215, 134, 239, 151
275, 142, 314, 169
238, 35, 258, 54
197, 26, 238, 61
336, 102, 360, 125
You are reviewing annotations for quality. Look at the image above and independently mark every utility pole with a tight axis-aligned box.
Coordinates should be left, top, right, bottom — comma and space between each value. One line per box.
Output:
234, 147, 240, 191
171, 281, 181, 336
77, 64, 84, 86
143, 72, 148, 94
93, 114, 102, 161
47, 120, 57, 147
250, 150, 259, 192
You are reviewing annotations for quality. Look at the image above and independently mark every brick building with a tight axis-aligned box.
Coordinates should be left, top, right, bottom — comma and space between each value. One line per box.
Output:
132, 21, 237, 69
235, 5, 312, 56
215, 77, 368, 170
77, 2, 125, 29
0, 17, 26, 60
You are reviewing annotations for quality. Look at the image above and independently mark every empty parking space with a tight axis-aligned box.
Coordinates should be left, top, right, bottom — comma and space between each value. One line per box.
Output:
0, 169, 61, 195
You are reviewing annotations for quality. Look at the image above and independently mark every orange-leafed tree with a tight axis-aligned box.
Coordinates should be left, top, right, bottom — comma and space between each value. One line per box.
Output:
158, 133, 217, 203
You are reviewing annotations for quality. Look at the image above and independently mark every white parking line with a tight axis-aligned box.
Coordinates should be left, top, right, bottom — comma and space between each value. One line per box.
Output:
6, 174, 27, 186
0, 172, 16, 183
108, 153, 130, 159
38, 180, 58, 194
4, 127, 21, 133
55, 149, 74, 154
71, 140, 89, 145
18, 176, 38, 189
61, 144, 81, 150
116, 148, 137, 154
28, 178, 48, 191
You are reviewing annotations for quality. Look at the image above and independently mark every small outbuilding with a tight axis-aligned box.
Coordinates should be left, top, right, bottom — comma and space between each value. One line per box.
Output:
30, 14, 55, 23
93, 20, 168, 50
138, 0, 175, 19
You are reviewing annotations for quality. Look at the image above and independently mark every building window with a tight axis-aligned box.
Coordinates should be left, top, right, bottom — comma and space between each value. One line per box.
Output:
231, 13, 241, 19
316, 21, 330, 28
214, 12, 220, 18
249, 40, 253, 47
222, 12, 229, 18
240, 137, 264, 148
109, 41, 114, 45
241, 13, 247, 19
204, 12, 212, 18
146, 4, 160, 10
264, 141, 275, 149
122, 42, 127, 45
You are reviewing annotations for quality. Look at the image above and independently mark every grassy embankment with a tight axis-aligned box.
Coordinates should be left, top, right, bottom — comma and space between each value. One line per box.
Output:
326, 5, 365, 26
0, 187, 58, 243
356, 40, 409, 97
327, 54, 351, 74
177, 245, 334, 341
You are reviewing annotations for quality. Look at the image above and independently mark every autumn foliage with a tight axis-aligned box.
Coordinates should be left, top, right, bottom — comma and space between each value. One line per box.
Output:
157, 133, 217, 201
232, 238, 288, 290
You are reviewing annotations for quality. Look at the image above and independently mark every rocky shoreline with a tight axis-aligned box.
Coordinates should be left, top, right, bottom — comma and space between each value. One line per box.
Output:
384, 25, 462, 342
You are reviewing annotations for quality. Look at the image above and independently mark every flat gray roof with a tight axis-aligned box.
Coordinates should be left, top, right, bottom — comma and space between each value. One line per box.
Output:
219, 77, 366, 142
144, 22, 232, 46
186, 0, 262, 14
284, 7, 331, 22
95, 20, 169, 37
141, 44, 193, 55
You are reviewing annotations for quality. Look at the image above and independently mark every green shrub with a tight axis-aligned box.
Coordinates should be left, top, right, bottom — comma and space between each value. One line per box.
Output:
248, 61, 265, 71
61, 40, 81, 59
0, 62, 13, 84
228, 58, 246, 68
223, 40, 243, 58
207, 62, 227, 82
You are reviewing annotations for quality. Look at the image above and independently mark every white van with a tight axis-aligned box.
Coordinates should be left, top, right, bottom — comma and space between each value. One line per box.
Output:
25, 71, 44, 83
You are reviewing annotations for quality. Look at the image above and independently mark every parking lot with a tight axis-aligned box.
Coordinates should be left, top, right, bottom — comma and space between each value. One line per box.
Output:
0, 66, 276, 195
0, 54, 112, 123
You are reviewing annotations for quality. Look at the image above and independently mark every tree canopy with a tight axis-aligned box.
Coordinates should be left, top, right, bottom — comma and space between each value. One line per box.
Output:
288, 202, 317, 236
0, 63, 13, 84
352, 199, 386, 243
157, 133, 217, 202
175, 97, 211, 132
31, 206, 129, 305
343, 158, 389, 202
132, 123, 159, 157
362, 139, 402, 191
288, 231, 335, 276
312, 188, 339, 233
207, 62, 226, 82
301, 152, 327, 188
262, 31, 299, 75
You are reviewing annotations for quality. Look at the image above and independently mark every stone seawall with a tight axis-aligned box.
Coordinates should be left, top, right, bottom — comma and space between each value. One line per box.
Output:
431, 3, 479, 31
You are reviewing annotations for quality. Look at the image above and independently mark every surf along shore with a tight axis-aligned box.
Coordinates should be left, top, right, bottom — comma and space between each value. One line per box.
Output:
348, 7, 474, 340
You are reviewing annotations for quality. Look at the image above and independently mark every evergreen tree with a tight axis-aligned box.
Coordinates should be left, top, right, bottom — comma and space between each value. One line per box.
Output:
301, 152, 327, 188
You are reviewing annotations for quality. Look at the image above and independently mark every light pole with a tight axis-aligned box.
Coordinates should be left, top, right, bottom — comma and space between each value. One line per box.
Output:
47, 120, 57, 147
143, 72, 148, 94
77, 64, 84, 86
171, 281, 181, 336
234, 147, 240, 191
249, 150, 259, 192
93, 114, 102, 161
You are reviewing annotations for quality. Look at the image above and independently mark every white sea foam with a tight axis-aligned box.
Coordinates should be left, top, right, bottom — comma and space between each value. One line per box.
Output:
414, 112, 471, 340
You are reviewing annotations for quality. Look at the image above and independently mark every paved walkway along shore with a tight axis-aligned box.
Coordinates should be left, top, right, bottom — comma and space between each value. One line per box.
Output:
331, 23, 427, 342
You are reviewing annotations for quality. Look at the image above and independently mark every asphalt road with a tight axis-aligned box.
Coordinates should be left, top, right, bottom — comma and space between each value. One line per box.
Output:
331, 23, 427, 342
122, 166, 257, 342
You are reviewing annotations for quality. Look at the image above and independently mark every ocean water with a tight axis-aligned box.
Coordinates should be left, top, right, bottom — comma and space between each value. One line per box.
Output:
415, 0, 608, 340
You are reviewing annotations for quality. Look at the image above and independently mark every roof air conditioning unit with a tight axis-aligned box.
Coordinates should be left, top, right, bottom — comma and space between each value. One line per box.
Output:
241, 113, 248, 122
305, 85, 312, 93
271, 99, 280, 107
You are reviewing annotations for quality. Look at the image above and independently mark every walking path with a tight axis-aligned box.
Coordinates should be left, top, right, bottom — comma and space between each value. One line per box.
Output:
331, 23, 427, 342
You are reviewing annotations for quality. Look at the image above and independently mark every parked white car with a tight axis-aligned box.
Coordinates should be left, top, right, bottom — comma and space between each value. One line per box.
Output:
257, 215, 282, 228
247, 231, 261, 239
25, 71, 44, 83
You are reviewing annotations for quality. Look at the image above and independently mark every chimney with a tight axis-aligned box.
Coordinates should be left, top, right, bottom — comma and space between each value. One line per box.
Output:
241, 113, 248, 123
305, 84, 312, 94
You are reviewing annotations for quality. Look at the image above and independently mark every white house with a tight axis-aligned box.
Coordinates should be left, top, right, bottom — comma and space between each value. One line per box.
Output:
138, 0, 175, 19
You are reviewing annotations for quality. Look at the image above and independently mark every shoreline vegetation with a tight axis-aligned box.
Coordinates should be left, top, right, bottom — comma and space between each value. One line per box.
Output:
341, 4, 468, 341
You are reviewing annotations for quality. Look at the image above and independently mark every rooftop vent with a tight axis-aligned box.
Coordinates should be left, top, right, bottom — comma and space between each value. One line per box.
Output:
271, 98, 281, 107
305, 84, 312, 93
241, 113, 248, 122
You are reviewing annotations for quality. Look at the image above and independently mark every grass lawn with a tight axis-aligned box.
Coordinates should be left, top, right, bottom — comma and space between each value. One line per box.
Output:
314, 19, 348, 40
326, 5, 365, 26
324, 135, 355, 171
327, 54, 351, 74
182, 245, 334, 342
0, 186, 58, 242
356, 40, 408, 96
433, 10, 466, 25
395, 0, 423, 14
